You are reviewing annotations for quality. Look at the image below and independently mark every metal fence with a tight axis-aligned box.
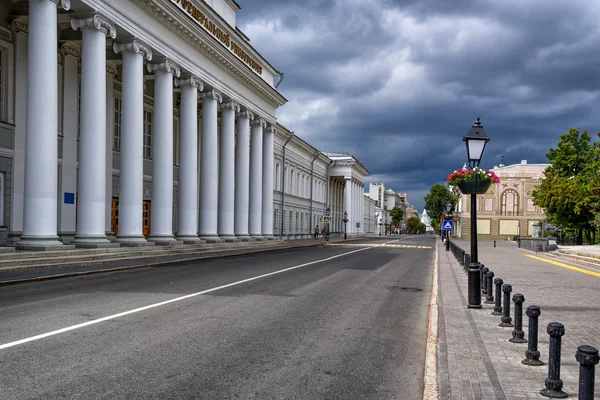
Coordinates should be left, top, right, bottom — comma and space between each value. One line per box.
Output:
448, 239, 470, 268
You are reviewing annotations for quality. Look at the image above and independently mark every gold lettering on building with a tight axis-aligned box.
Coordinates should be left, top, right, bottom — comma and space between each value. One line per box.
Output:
171, 0, 263, 75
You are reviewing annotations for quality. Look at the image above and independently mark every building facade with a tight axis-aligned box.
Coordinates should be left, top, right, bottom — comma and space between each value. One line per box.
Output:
457, 160, 550, 239
0, 0, 374, 250
368, 182, 384, 208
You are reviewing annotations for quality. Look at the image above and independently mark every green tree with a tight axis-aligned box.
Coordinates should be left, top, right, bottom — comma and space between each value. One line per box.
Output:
424, 184, 456, 232
533, 128, 600, 243
406, 216, 421, 234
418, 222, 427, 234
389, 206, 404, 226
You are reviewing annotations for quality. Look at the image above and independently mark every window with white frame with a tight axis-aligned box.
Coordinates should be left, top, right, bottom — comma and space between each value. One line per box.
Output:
143, 109, 152, 158
113, 96, 122, 150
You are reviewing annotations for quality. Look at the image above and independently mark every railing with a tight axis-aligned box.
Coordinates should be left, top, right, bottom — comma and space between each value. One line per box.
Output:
448, 239, 471, 269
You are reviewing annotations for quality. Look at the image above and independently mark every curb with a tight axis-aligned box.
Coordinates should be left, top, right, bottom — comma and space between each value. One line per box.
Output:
423, 238, 440, 399
0, 238, 367, 287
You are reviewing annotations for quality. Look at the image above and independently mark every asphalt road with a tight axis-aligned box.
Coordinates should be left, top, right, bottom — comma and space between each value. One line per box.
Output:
0, 235, 435, 399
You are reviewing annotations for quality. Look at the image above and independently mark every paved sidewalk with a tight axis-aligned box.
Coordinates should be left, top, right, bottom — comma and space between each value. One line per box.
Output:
438, 239, 600, 399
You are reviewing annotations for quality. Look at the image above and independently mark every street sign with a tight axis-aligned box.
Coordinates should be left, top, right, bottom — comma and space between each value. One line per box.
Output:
442, 220, 453, 231
322, 216, 331, 224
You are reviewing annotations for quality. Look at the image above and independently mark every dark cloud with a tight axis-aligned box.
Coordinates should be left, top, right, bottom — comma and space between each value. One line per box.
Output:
236, 0, 600, 212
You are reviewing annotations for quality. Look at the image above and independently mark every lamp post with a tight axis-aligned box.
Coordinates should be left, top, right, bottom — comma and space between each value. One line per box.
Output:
378, 215, 382, 236
540, 208, 545, 238
463, 117, 490, 309
374, 213, 377, 235
326, 206, 331, 238
445, 202, 452, 241
343, 211, 348, 240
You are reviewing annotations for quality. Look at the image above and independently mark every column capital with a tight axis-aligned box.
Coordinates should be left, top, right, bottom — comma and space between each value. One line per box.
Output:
11, 18, 28, 34
344, 176, 351, 181
106, 61, 118, 76
50, 0, 71, 10
147, 59, 181, 77
266, 124, 277, 134
201, 89, 222, 103
113, 39, 152, 61
175, 75, 203, 90
219, 100, 240, 112
251, 117, 267, 128
71, 14, 116, 38
60, 42, 81, 59
236, 110, 254, 120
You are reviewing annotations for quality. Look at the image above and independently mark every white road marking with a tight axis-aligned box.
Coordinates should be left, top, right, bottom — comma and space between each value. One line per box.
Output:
423, 237, 439, 399
0, 247, 371, 351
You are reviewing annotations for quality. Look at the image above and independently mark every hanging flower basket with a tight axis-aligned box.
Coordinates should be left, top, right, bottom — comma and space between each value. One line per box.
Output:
457, 175, 492, 194
445, 167, 500, 195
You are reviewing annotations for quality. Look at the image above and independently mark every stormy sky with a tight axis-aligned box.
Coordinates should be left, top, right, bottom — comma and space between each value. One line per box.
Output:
236, 0, 600, 212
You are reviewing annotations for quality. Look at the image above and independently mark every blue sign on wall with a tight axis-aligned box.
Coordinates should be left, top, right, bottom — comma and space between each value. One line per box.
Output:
64, 192, 75, 204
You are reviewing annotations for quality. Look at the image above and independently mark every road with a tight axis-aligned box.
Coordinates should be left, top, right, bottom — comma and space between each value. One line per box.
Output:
0, 235, 435, 399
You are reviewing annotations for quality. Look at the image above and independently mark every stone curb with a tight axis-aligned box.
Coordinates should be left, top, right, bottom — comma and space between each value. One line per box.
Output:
423, 238, 440, 399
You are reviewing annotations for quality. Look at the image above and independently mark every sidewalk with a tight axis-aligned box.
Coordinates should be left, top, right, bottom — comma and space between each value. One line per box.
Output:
437, 239, 600, 399
0, 235, 358, 285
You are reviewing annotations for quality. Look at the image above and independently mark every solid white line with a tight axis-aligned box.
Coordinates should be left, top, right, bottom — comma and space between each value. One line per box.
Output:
0, 247, 371, 351
423, 238, 440, 399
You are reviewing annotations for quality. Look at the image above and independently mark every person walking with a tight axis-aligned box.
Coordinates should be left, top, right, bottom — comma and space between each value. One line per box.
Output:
314, 225, 319, 239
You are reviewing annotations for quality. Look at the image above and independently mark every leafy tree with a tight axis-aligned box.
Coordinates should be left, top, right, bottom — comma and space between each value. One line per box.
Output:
418, 222, 427, 234
424, 184, 456, 231
389, 206, 404, 226
533, 128, 600, 243
406, 216, 421, 234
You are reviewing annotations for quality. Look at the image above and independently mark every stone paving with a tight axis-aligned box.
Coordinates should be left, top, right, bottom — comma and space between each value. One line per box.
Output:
438, 239, 600, 399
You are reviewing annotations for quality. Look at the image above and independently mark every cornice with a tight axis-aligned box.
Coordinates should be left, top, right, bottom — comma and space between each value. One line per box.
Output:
132, 0, 287, 108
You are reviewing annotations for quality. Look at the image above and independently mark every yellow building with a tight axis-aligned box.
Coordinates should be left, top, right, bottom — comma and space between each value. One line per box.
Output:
457, 160, 550, 240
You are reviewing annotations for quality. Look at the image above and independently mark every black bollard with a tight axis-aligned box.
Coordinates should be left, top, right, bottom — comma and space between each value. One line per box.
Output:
479, 265, 486, 293
494, 240, 496, 247
522, 305, 544, 366
509, 293, 527, 343
485, 271, 495, 304
575, 345, 599, 400
499, 284, 514, 327
492, 278, 503, 315
481, 266, 489, 295
540, 322, 568, 398
445, 237, 450, 251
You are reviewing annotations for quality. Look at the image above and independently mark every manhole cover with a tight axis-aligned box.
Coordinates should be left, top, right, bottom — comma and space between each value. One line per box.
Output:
387, 286, 423, 292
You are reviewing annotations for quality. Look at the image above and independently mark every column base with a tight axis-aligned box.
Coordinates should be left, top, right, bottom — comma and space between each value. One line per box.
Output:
219, 235, 240, 243
5, 231, 22, 246
114, 235, 155, 247
175, 235, 205, 245
235, 235, 255, 242
251, 235, 266, 241
105, 231, 116, 242
59, 231, 76, 244
199, 235, 223, 244
262, 235, 277, 241
16, 235, 74, 251
148, 235, 182, 246
73, 234, 120, 249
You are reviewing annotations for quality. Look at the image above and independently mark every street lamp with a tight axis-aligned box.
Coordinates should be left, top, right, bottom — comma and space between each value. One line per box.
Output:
343, 211, 348, 240
445, 202, 453, 240
378, 214, 382, 236
463, 117, 490, 309
374, 213, 377, 235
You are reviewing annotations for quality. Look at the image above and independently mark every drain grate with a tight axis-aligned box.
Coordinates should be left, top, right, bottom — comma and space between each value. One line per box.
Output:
387, 286, 423, 292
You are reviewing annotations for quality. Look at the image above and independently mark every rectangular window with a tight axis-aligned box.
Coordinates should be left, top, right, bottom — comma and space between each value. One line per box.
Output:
143, 109, 152, 158
113, 97, 122, 150
274, 209, 278, 230
289, 211, 292, 229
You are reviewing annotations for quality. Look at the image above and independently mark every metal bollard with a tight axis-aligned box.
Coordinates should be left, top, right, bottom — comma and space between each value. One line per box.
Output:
522, 305, 544, 366
509, 293, 527, 343
485, 271, 495, 304
499, 284, 514, 327
479, 264, 486, 293
494, 240, 496, 247
575, 345, 599, 400
481, 266, 489, 295
445, 238, 450, 251
540, 322, 568, 398
492, 278, 503, 315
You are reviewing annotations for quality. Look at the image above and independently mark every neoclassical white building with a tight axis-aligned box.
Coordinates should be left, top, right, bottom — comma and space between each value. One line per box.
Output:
0, 0, 369, 250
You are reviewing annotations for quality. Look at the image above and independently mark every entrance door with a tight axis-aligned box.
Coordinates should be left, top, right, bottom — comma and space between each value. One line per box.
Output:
111, 197, 119, 236
142, 200, 151, 238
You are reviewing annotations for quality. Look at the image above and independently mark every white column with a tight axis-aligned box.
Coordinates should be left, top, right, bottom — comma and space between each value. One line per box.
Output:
147, 60, 180, 244
113, 39, 153, 245
175, 76, 203, 242
249, 118, 266, 239
344, 177, 352, 237
217, 100, 239, 241
71, 15, 116, 246
105, 62, 117, 239
234, 110, 253, 240
8, 20, 28, 244
261, 124, 275, 239
58, 42, 79, 243
199, 89, 222, 242
20, 0, 71, 249
360, 183, 364, 235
